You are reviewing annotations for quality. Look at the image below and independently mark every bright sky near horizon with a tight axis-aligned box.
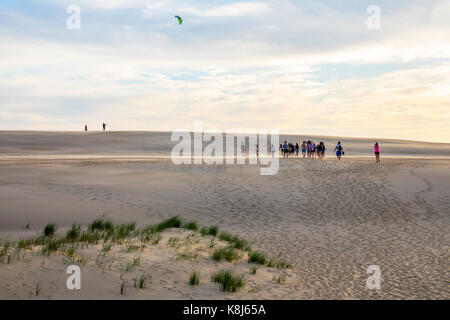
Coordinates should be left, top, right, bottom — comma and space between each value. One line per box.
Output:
1, 0, 449, 142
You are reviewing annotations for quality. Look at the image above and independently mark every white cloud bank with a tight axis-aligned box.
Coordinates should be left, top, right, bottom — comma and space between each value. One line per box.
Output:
0, 0, 449, 142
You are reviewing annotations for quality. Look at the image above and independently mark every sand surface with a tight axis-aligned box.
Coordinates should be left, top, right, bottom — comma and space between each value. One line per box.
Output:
0, 132, 449, 299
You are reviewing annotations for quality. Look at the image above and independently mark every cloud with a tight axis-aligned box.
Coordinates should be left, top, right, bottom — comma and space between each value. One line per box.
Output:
0, 0, 449, 142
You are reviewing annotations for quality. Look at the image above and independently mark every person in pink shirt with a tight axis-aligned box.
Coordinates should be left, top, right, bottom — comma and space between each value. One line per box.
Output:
374, 142, 380, 163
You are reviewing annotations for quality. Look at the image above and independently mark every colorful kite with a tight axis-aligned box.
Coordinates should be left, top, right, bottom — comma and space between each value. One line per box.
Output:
175, 15, 183, 25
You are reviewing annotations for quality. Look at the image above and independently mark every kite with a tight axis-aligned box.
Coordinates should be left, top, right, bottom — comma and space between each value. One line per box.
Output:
175, 15, 183, 25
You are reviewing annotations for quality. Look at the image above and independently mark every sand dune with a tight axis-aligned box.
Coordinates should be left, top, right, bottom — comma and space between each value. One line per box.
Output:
0, 132, 449, 299
1, 131, 449, 158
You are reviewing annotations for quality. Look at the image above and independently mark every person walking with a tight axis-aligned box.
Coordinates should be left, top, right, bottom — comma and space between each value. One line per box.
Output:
84, 124, 88, 131
301, 141, 307, 158
374, 142, 381, 163
103, 123, 107, 131
334, 141, 344, 160
283, 141, 289, 158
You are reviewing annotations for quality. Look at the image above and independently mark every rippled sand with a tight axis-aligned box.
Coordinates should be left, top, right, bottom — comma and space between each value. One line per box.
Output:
0, 132, 449, 299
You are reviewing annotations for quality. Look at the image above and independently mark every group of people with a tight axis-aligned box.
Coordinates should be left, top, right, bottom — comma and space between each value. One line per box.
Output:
278, 140, 381, 163
280, 140, 331, 160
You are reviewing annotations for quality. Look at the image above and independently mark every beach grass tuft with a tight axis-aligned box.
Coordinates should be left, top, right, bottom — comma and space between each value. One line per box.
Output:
189, 271, 200, 285
212, 247, 240, 262
66, 224, 81, 241
248, 251, 268, 265
43, 223, 56, 237
183, 221, 198, 231
211, 270, 245, 292
200, 225, 219, 237
134, 273, 151, 289
120, 281, 127, 295
89, 218, 114, 232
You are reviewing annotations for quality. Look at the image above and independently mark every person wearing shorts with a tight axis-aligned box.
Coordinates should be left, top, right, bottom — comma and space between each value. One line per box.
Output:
374, 142, 380, 163
301, 141, 307, 158
334, 141, 343, 160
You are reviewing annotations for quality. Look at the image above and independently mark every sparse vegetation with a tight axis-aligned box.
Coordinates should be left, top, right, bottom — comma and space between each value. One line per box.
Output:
156, 216, 182, 231
211, 270, 245, 292
35, 282, 41, 296
120, 281, 127, 295
43, 223, 56, 237
42, 238, 63, 255
248, 251, 268, 265
132, 256, 140, 267
66, 224, 81, 241
212, 247, 240, 262
89, 218, 114, 232
189, 271, 200, 285
134, 273, 151, 289
273, 275, 286, 284
200, 225, 219, 237
250, 266, 258, 274
183, 221, 198, 231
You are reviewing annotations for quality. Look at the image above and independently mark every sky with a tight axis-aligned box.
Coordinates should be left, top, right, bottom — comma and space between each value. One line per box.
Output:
0, 0, 449, 142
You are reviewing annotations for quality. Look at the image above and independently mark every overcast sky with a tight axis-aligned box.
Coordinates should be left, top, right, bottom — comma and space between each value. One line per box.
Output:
1, 0, 449, 142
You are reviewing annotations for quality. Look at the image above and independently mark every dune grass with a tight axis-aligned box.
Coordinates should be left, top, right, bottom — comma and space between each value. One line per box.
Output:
200, 225, 219, 237
134, 273, 151, 289
66, 224, 81, 241
120, 281, 127, 295
89, 219, 114, 232
211, 270, 245, 292
212, 247, 241, 262
3, 216, 291, 279
183, 221, 198, 231
189, 271, 200, 286
248, 251, 268, 265
43, 223, 56, 237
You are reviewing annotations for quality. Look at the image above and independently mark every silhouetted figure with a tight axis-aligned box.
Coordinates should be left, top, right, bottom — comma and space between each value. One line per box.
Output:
85, 124, 88, 131
103, 123, 107, 131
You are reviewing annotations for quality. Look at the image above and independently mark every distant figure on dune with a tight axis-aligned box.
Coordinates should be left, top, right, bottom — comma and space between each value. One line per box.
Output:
84, 124, 87, 131
374, 142, 381, 163
103, 123, 107, 131
334, 141, 344, 160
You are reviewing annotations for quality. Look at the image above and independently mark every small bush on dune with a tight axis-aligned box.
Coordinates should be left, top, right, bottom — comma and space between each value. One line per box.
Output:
211, 270, 245, 292
43, 223, 56, 237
